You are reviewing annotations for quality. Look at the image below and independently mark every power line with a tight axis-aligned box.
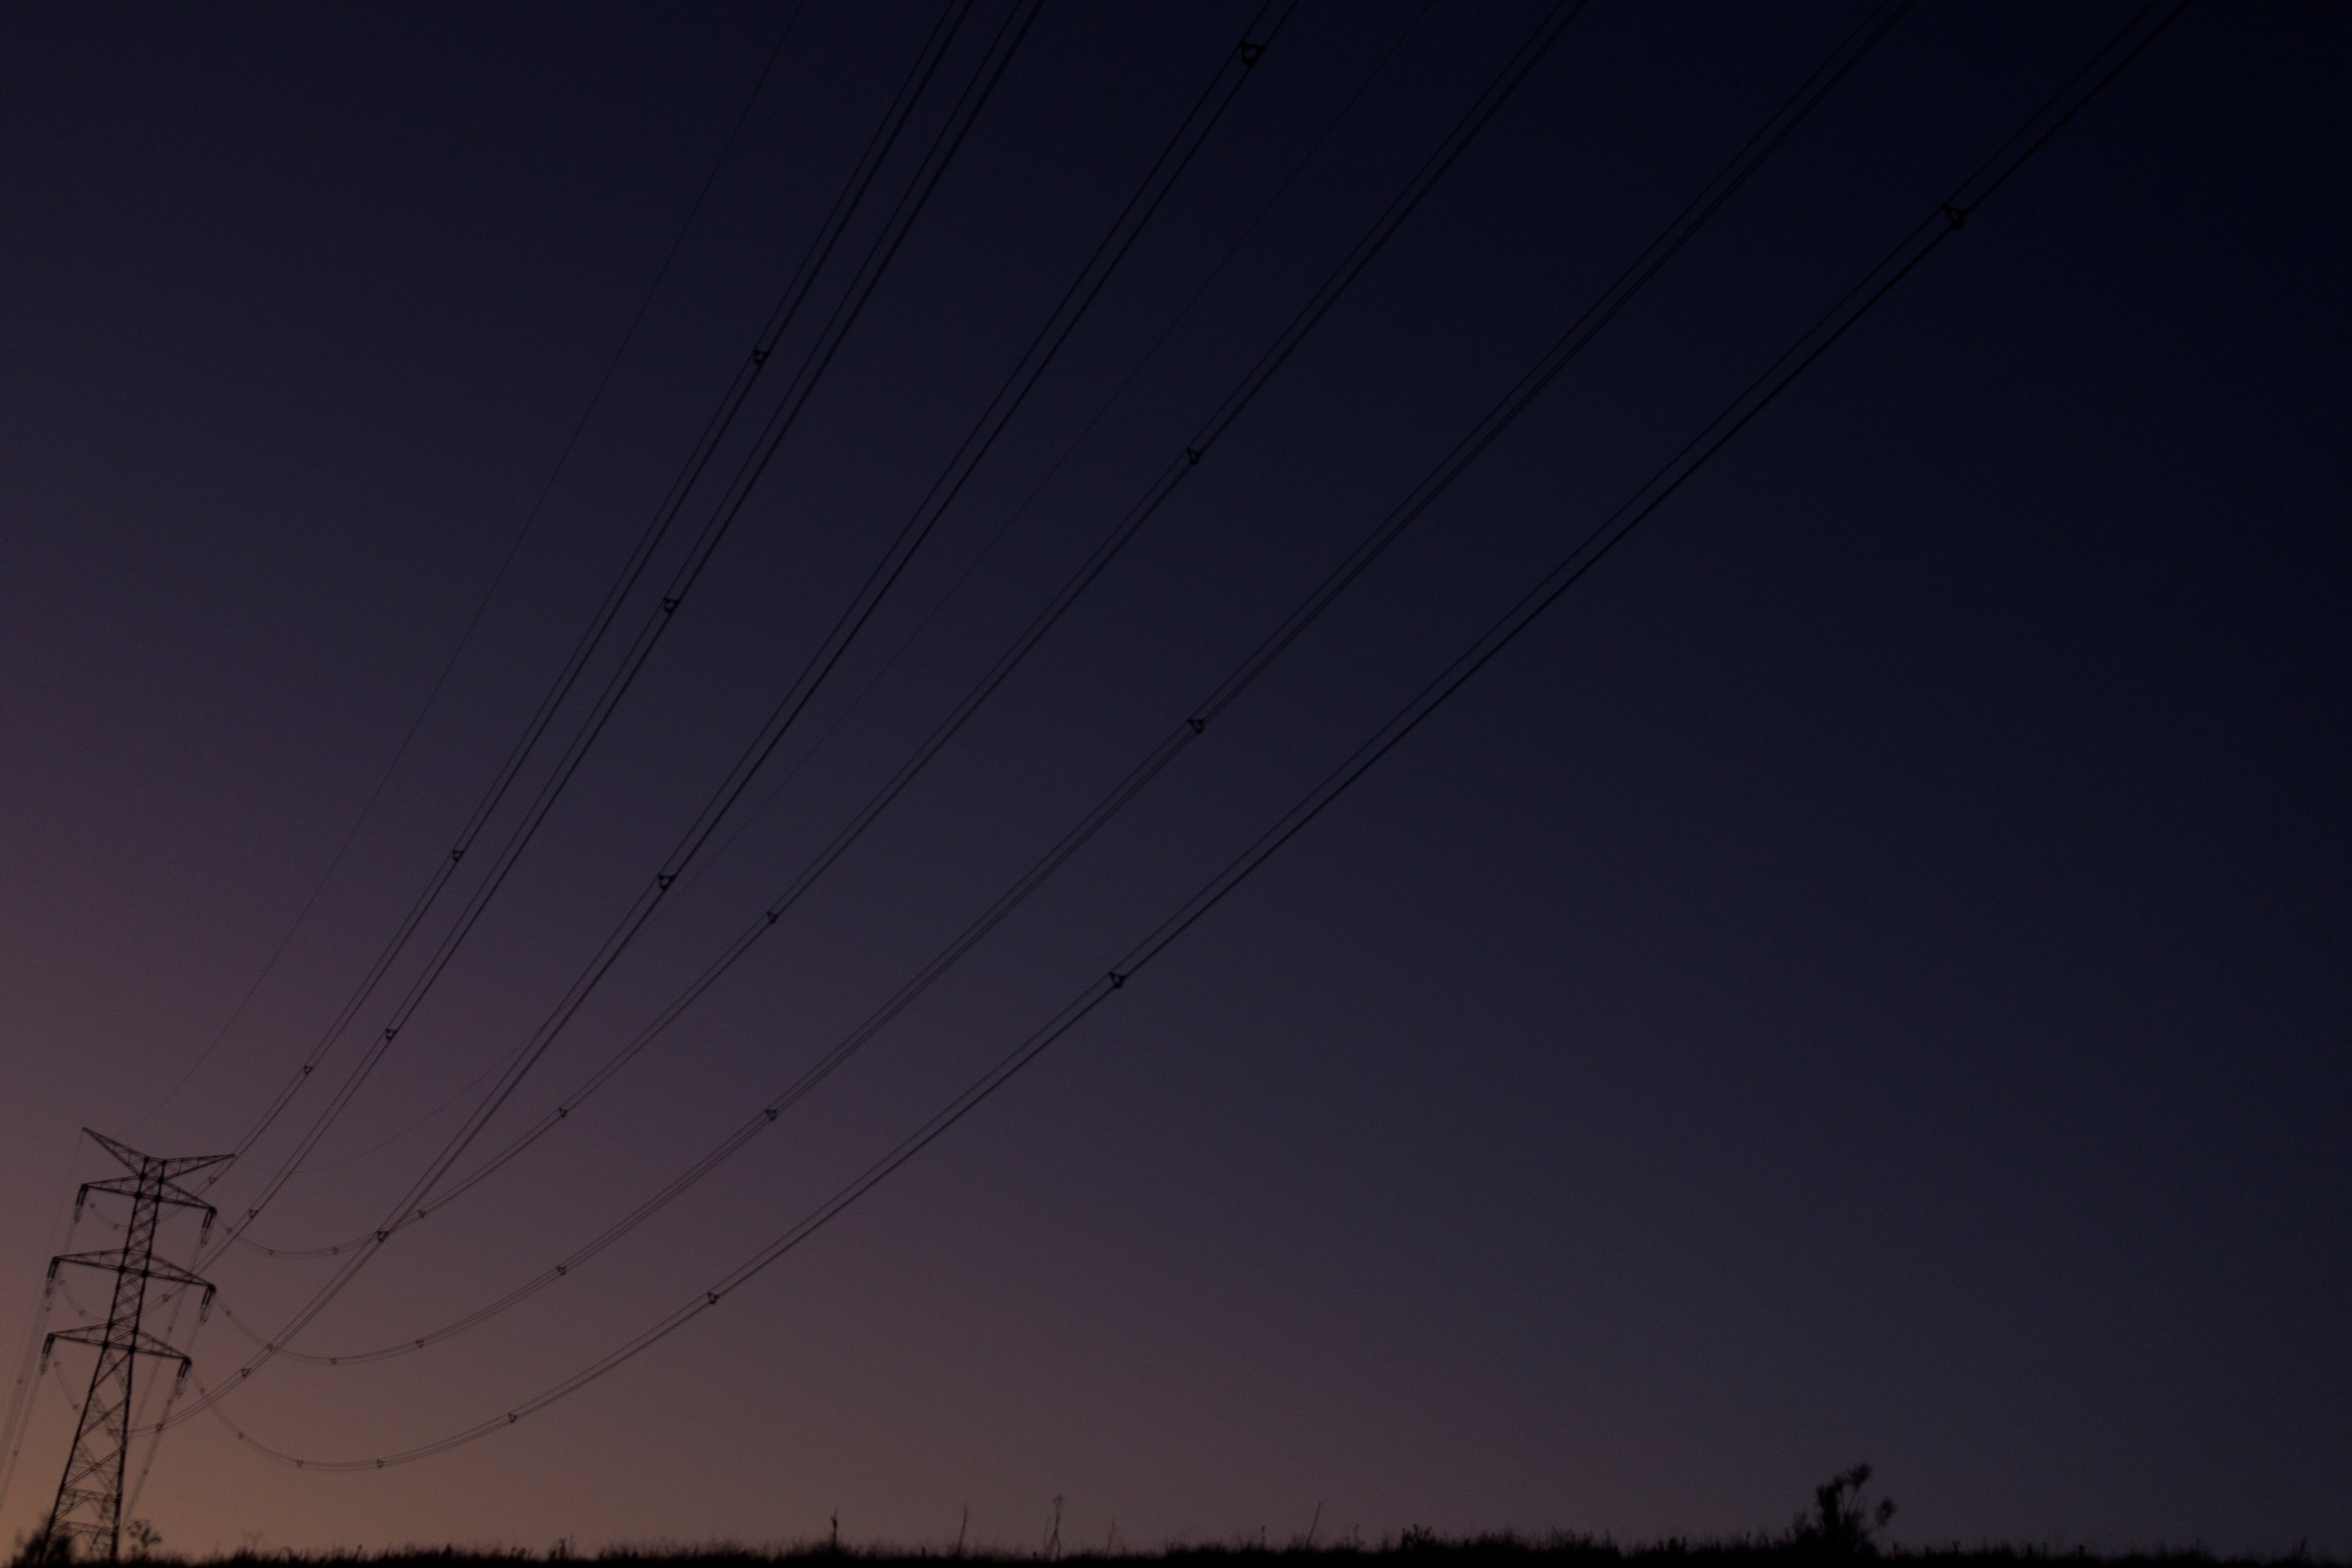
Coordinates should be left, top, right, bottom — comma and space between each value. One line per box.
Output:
194, 0, 983, 1197
0, 1172, 86, 1521
203, 0, 1894, 1372
121, 0, 817, 1142
228, 0, 1437, 1273
116, 1281, 201, 1532
359, 0, 1589, 1260
181, 0, 2192, 1468
207, 0, 1439, 1271
667, 0, 1443, 910
227, 0, 1304, 1269
321, 0, 1301, 1267
169, 6, 1062, 1411
203, 0, 1013, 1244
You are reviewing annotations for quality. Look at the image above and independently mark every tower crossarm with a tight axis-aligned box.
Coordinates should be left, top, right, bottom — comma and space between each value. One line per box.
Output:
48, 1251, 217, 1302
44, 1323, 195, 1370
83, 1130, 228, 1185
79, 1173, 220, 1219
77, 1171, 224, 1243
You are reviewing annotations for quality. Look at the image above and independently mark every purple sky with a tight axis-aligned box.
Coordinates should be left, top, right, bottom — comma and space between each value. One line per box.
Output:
0, 1, 2344, 1557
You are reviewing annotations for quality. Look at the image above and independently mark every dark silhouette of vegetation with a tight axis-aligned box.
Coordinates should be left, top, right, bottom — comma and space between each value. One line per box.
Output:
5, 1478, 2328, 1568
1789, 1468, 1896, 1557
15, 1537, 2334, 1568
4, 1532, 72, 1567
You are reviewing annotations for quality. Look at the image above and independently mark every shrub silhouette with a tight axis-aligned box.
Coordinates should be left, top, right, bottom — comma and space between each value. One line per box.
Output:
1788, 1465, 1896, 1556
6, 1530, 73, 1568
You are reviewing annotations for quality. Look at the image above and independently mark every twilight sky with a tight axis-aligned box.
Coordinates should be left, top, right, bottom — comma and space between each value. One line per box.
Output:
0, 0, 2344, 1556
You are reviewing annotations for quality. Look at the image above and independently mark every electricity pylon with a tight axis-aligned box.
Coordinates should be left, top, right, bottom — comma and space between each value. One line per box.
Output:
36, 1132, 223, 1562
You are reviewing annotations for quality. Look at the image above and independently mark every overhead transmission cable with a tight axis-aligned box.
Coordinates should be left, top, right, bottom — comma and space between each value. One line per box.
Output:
188, 1, 1223, 1388
121, 1, 815, 1141
205, 0, 1002, 1213
308, 0, 1302, 1248
201, 0, 1016, 1244
217, 0, 1897, 1362
347, 0, 1586, 1251
115, 1283, 199, 1528
211, 0, 992, 1203
229, 0, 1435, 1261
196, 0, 986, 1206
229, 0, 1293, 1266
260, 1060, 507, 1180
669, 0, 1443, 911
176, 0, 2193, 1463
0, 1171, 87, 1519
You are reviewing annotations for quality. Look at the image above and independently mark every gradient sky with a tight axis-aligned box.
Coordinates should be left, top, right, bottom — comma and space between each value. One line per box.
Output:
0, 0, 2344, 1557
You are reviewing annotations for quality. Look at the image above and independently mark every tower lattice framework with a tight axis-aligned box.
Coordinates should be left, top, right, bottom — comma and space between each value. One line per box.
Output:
38, 1132, 222, 1562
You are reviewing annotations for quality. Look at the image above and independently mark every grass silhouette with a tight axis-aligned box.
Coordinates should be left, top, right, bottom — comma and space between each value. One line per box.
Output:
12, 1475, 2336, 1568
14, 1536, 2339, 1568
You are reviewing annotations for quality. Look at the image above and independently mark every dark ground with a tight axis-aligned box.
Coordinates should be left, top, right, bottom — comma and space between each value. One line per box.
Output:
63, 1542, 2344, 1568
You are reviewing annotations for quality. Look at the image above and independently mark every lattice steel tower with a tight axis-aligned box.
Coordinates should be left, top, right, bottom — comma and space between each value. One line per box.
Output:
37, 1132, 223, 1562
